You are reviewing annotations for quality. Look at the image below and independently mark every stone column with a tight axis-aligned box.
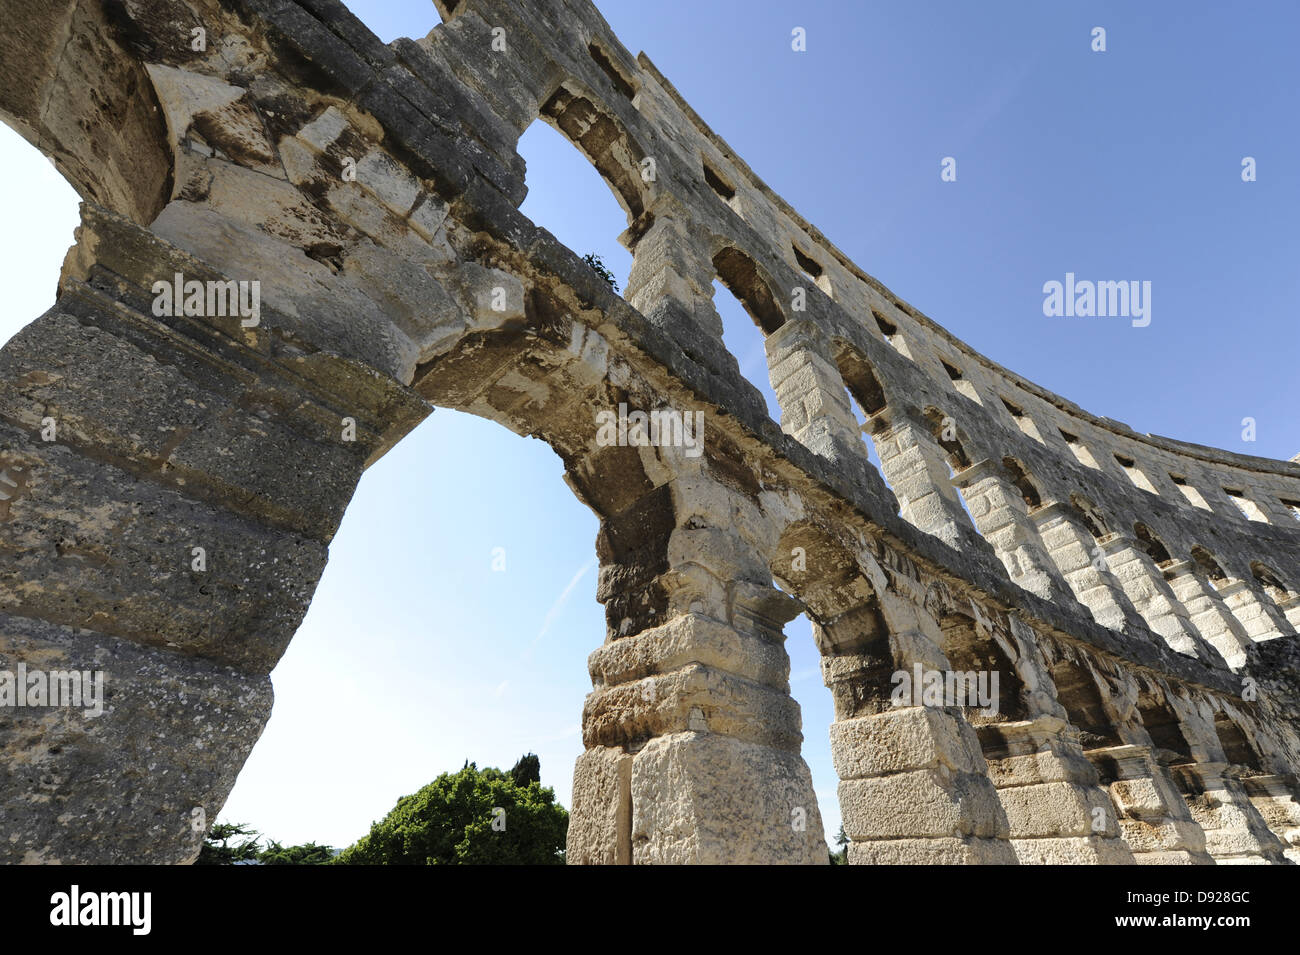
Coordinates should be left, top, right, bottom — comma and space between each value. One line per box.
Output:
1172, 762, 1290, 863
766, 319, 868, 462
951, 460, 1074, 603
1164, 560, 1253, 668
623, 198, 743, 388
870, 407, 975, 549
969, 620, 1136, 864
1032, 502, 1148, 635
1097, 533, 1214, 661
1239, 774, 1300, 864
568, 448, 826, 864
1084, 743, 1212, 864
1278, 594, 1300, 633
1218, 578, 1298, 641
820, 583, 1017, 864
0, 209, 427, 863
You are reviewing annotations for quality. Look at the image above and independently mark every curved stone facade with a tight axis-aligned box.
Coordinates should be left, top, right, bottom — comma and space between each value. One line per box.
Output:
0, 0, 1297, 864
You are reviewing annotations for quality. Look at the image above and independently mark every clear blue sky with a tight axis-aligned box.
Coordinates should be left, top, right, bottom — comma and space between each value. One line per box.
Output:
1, 0, 1296, 853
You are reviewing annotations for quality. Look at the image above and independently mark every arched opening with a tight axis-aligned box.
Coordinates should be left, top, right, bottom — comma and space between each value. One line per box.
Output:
1191, 546, 1228, 583
938, 612, 1028, 732
0, 123, 81, 349
1050, 658, 1121, 749
1214, 713, 1262, 771
1069, 494, 1110, 539
536, 85, 648, 226
1133, 523, 1173, 566
831, 343, 886, 468
712, 247, 785, 335
774, 521, 893, 857
927, 407, 971, 472
1252, 562, 1292, 605
518, 116, 633, 295
215, 409, 603, 852
1001, 457, 1042, 510
713, 277, 780, 421
1137, 700, 1195, 764
0, 0, 172, 226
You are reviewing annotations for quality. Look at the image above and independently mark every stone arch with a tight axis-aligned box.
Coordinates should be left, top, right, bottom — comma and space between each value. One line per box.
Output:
0, 0, 173, 225
1000, 457, 1042, 509
925, 406, 971, 471
1191, 545, 1228, 581
1069, 494, 1110, 539
1214, 711, 1263, 770
833, 341, 889, 426
1049, 656, 1122, 748
1133, 522, 1173, 565
1251, 561, 1293, 604
1136, 694, 1196, 763
936, 611, 1028, 729
535, 82, 652, 226
712, 247, 785, 335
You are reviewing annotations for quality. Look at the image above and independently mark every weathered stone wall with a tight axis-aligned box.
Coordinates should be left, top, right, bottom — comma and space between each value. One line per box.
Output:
0, 0, 1297, 864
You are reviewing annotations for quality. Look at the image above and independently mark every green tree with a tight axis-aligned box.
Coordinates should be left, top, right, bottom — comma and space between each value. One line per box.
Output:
259, 840, 336, 865
195, 822, 262, 865
510, 753, 541, 787
335, 757, 568, 865
829, 824, 849, 866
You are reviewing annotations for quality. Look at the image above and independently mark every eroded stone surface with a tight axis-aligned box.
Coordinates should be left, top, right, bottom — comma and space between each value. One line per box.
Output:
0, 0, 1297, 865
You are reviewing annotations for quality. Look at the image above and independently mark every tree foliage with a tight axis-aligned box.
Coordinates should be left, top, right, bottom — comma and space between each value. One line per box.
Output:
195, 822, 334, 865
260, 840, 336, 865
335, 757, 568, 865
582, 253, 619, 293
195, 822, 262, 865
829, 824, 848, 865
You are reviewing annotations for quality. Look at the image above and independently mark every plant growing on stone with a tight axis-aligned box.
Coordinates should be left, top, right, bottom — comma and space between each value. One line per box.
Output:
582, 253, 619, 293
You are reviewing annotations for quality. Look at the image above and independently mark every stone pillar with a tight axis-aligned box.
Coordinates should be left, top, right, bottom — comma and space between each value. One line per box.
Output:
978, 717, 1134, 864
1239, 774, 1300, 864
568, 449, 826, 864
0, 210, 427, 863
1084, 743, 1212, 864
1164, 560, 1253, 668
870, 408, 975, 549
821, 590, 1016, 864
1032, 502, 1148, 635
952, 460, 1074, 603
623, 198, 751, 391
1218, 578, 1298, 641
1172, 762, 1290, 863
967, 620, 1136, 864
1097, 533, 1214, 661
1278, 594, 1300, 633
766, 319, 867, 460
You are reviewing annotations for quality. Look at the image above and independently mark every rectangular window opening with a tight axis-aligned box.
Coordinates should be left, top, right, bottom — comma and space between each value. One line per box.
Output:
1000, 396, 1044, 444
871, 310, 913, 359
1224, 487, 1269, 523
702, 160, 736, 202
1060, 429, 1100, 468
1170, 474, 1210, 510
1115, 453, 1159, 494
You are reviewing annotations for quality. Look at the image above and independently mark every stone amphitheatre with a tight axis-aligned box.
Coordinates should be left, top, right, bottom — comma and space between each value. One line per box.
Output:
1, 0, 1298, 865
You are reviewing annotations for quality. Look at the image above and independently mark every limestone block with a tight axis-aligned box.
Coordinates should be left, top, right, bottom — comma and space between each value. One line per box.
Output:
630, 732, 825, 864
